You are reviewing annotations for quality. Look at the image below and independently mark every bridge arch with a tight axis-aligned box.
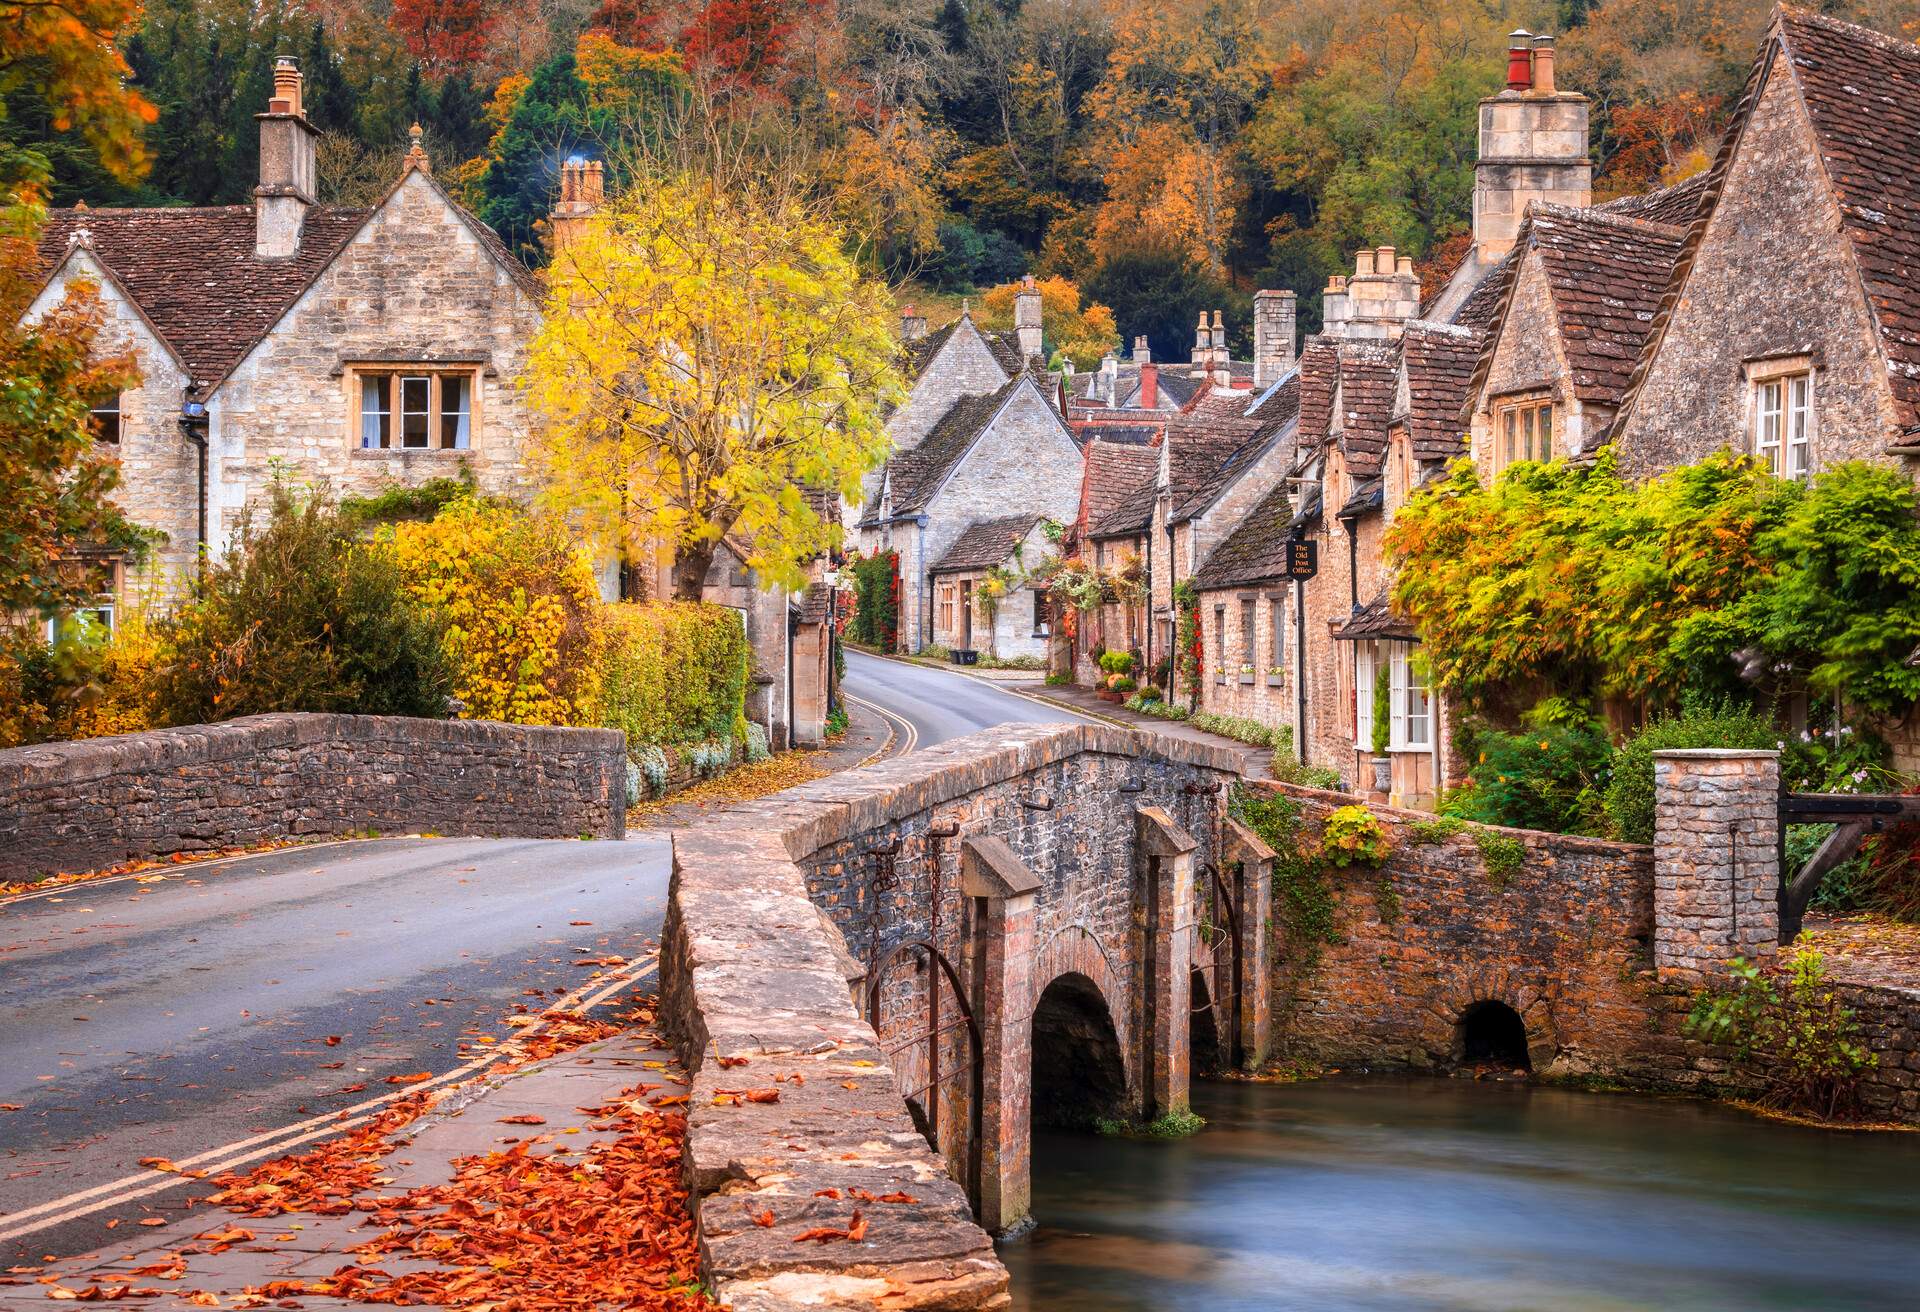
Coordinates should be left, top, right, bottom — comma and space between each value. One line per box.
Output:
1456, 999, 1531, 1070
1032, 922, 1134, 1099
1029, 971, 1128, 1129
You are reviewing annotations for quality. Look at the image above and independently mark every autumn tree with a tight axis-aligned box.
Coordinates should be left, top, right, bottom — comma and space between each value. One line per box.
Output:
979, 274, 1118, 369
389, 0, 496, 76
525, 173, 904, 601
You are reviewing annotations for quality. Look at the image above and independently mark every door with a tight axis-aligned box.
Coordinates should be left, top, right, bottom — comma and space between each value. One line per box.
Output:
959, 580, 973, 649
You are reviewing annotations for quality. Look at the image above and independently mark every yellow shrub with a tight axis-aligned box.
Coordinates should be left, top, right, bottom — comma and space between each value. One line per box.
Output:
595, 602, 750, 747
385, 500, 604, 726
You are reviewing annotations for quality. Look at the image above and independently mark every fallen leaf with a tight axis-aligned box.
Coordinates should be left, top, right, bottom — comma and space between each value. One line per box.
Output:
383, 1073, 430, 1086
848, 1208, 868, 1242
137, 1219, 167, 1228
324, 1037, 341, 1047
496, 1115, 545, 1126
742, 1088, 780, 1104
751, 1210, 774, 1228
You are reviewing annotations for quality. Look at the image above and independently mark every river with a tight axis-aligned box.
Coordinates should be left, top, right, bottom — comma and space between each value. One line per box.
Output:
1000, 1075, 1920, 1311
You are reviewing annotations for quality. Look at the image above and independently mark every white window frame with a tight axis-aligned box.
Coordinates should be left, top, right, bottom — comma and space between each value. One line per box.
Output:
90, 392, 122, 444
1213, 605, 1227, 685
1747, 359, 1814, 479
1355, 641, 1377, 749
1390, 643, 1431, 750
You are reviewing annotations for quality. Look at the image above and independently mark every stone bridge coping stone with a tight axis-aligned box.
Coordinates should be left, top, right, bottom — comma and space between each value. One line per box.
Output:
961, 833, 1041, 899
0, 712, 623, 790
663, 721, 1243, 1311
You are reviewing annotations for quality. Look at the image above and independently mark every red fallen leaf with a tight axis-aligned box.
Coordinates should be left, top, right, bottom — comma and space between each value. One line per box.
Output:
317, 1062, 343, 1070
790, 1227, 849, 1244
496, 1115, 545, 1125
848, 1208, 868, 1242
324, 1037, 341, 1047
751, 1210, 774, 1228
742, 1089, 780, 1104
814, 1189, 841, 1199
715, 1055, 748, 1069
876, 1192, 918, 1204
568, 920, 593, 926
335, 1083, 366, 1093
128, 1258, 184, 1280
137, 1219, 167, 1227
383, 1073, 430, 1085
0, 1104, 20, 1112
196, 1228, 255, 1246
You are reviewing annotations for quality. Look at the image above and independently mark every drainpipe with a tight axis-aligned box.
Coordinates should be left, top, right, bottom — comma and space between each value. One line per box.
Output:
1293, 577, 1308, 764
179, 401, 210, 559
1164, 513, 1177, 704
1142, 527, 1153, 679
917, 514, 932, 653
783, 591, 795, 750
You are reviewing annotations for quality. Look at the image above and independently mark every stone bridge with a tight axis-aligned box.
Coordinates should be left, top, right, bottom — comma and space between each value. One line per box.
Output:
664, 723, 1267, 1307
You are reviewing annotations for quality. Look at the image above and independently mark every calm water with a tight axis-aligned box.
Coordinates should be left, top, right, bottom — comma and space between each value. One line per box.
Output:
1001, 1076, 1920, 1312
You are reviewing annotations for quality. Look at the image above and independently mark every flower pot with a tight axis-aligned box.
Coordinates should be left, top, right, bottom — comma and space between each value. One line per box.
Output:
1370, 754, 1392, 797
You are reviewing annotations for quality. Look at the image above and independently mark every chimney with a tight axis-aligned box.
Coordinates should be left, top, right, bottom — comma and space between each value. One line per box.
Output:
254, 57, 317, 261
1209, 310, 1230, 385
550, 157, 605, 256
1474, 31, 1590, 263
1252, 289, 1296, 387
900, 304, 928, 341
1139, 361, 1158, 409
1323, 248, 1420, 340
1190, 311, 1210, 377
1098, 353, 1119, 406
1132, 334, 1151, 364
1014, 275, 1044, 361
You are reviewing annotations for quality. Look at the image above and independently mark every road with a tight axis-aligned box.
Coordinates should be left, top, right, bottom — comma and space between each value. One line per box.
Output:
840, 648, 1087, 750
0, 654, 1079, 1267
0, 836, 670, 1266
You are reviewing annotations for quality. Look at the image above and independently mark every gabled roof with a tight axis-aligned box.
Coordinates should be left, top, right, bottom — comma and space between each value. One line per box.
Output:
35, 167, 537, 401
1333, 341, 1399, 478
1080, 440, 1159, 534
38, 205, 369, 398
1469, 203, 1687, 418
1089, 466, 1160, 540
1398, 320, 1484, 461
1169, 375, 1300, 525
1620, 8, 1920, 438
1333, 589, 1417, 641
1597, 172, 1710, 228
1192, 480, 1295, 591
932, 515, 1044, 574
886, 374, 1069, 516
903, 319, 962, 379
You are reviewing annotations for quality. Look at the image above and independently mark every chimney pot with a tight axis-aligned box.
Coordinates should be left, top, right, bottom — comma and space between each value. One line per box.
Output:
1377, 245, 1395, 269
1354, 248, 1376, 276
1506, 30, 1534, 91
1531, 34, 1557, 94
1396, 255, 1414, 277
272, 57, 304, 118
1132, 334, 1151, 363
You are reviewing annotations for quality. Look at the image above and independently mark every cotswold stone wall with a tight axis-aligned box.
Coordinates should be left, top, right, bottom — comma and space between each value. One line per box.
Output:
0, 714, 626, 879
661, 723, 1245, 1308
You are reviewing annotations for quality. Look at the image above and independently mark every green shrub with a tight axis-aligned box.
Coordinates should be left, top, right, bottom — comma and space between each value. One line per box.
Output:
1099, 649, 1136, 676
825, 703, 849, 738
1321, 804, 1390, 867
1231, 784, 1338, 957
152, 483, 451, 724
596, 602, 750, 748
1369, 671, 1391, 755
1449, 716, 1612, 835
1190, 710, 1283, 750
1137, 684, 1163, 702
1604, 703, 1777, 844
1686, 951, 1876, 1121
1405, 816, 1465, 844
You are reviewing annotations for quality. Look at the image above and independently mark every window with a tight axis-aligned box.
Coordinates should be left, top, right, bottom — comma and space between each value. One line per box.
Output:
1213, 605, 1227, 684
354, 370, 478, 451
1494, 396, 1553, 472
46, 598, 115, 644
1390, 644, 1431, 749
1033, 588, 1050, 637
89, 392, 122, 444
1355, 641, 1377, 748
1239, 598, 1256, 676
936, 583, 956, 637
1268, 597, 1285, 677
1752, 372, 1812, 478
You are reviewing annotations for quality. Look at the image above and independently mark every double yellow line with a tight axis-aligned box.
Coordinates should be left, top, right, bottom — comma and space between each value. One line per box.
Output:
0, 952, 658, 1245
841, 691, 919, 764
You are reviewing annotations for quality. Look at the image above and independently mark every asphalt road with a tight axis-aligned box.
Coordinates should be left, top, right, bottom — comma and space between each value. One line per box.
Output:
840, 648, 1087, 749
0, 835, 670, 1266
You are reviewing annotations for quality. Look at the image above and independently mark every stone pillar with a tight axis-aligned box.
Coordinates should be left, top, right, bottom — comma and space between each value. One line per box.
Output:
1135, 807, 1195, 1119
1222, 817, 1274, 1069
961, 834, 1039, 1235
1652, 749, 1780, 980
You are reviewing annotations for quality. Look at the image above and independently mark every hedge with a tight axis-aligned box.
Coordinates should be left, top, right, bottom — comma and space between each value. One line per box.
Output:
596, 602, 751, 747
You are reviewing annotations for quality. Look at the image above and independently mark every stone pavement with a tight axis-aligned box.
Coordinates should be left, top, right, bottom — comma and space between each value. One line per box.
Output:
0, 1028, 688, 1311
997, 680, 1275, 780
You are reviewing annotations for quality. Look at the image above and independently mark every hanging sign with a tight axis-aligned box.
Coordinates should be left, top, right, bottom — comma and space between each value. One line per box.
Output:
1285, 536, 1318, 581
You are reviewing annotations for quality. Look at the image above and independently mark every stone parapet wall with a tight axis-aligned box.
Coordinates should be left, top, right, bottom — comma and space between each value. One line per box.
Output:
661, 723, 1244, 1308
0, 714, 626, 879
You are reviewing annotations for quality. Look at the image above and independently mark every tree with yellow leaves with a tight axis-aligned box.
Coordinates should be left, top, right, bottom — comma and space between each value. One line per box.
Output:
525, 172, 904, 601
979, 274, 1119, 370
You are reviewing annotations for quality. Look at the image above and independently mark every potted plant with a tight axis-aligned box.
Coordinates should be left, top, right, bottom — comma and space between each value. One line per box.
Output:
1369, 672, 1392, 798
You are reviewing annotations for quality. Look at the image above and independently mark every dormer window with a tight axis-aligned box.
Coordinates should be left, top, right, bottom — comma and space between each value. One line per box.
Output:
1493, 395, 1552, 472
89, 392, 121, 444
1750, 368, 1811, 479
354, 368, 476, 451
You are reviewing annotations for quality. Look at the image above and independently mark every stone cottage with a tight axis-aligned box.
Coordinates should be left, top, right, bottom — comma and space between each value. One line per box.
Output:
1610, 8, 1920, 486
28, 60, 833, 748
927, 515, 1056, 660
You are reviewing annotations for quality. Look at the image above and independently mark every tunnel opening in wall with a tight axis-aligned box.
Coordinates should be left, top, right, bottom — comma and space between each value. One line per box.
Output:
1189, 968, 1222, 1077
1456, 1000, 1531, 1071
1031, 972, 1128, 1129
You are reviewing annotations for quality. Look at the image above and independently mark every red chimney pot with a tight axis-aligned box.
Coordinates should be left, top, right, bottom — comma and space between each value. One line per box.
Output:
1506, 29, 1534, 91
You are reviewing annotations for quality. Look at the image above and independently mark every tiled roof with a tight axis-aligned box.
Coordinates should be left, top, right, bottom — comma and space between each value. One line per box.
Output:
1334, 341, 1400, 478
1089, 470, 1159, 540
1527, 203, 1686, 407
886, 376, 1023, 514
982, 328, 1029, 375
1399, 320, 1483, 461
1080, 440, 1159, 534
1448, 249, 1512, 332
797, 580, 835, 625
932, 515, 1042, 574
1192, 480, 1296, 590
1333, 590, 1416, 641
903, 320, 960, 379
1072, 422, 1161, 446
1336, 476, 1384, 519
1295, 338, 1342, 447
1169, 374, 1300, 525
1598, 172, 1710, 228
40, 205, 370, 398
1761, 9, 1920, 432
